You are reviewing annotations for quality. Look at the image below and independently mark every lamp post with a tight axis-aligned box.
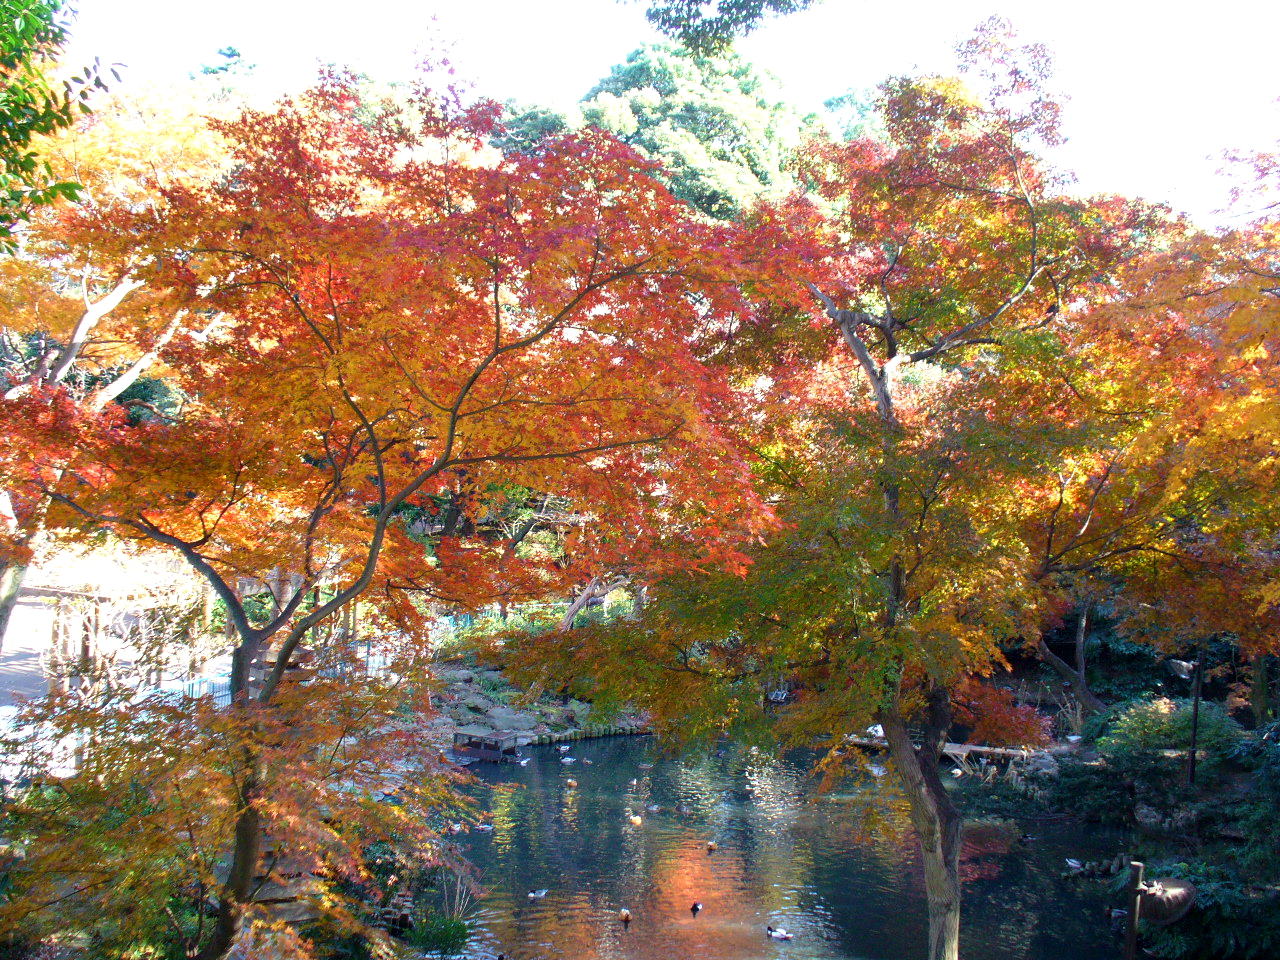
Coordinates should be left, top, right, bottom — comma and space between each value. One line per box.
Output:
1168, 655, 1202, 787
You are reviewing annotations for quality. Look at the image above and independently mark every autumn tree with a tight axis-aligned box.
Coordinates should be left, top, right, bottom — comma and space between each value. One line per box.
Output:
506, 21, 1168, 960
2, 70, 765, 957
0, 84, 234, 650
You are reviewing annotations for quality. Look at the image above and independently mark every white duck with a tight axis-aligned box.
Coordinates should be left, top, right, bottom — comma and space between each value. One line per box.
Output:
766, 925, 794, 940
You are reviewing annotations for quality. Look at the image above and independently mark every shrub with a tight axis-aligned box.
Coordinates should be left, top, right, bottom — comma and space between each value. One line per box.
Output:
1099, 698, 1243, 770
1135, 861, 1280, 960
405, 913, 470, 955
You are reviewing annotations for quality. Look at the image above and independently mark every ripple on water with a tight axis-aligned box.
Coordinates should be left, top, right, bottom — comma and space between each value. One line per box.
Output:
453, 736, 1120, 960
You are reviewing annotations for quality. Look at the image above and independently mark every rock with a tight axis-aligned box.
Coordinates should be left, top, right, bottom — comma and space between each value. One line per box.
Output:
463, 693, 495, 712
486, 706, 539, 731
1134, 803, 1164, 830
566, 699, 592, 725
437, 668, 473, 683
1026, 752, 1059, 777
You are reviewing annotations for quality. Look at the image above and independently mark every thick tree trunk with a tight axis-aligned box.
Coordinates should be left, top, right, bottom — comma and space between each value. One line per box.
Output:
1037, 604, 1106, 716
0, 560, 27, 655
197, 769, 261, 960
881, 696, 963, 960
1251, 653, 1272, 726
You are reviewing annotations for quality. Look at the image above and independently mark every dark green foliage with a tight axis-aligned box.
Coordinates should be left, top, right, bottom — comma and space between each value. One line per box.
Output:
404, 913, 470, 954
1, 0, 112, 251
1135, 861, 1280, 960
640, 0, 818, 53
1050, 755, 1150, 827
498, 43, 818, 219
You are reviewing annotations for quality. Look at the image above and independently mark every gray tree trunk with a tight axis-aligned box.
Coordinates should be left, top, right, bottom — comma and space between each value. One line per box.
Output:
0, 560, 28, 656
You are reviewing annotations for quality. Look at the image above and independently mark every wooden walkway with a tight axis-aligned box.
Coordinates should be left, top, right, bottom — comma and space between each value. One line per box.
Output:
844, 736, 1036, 762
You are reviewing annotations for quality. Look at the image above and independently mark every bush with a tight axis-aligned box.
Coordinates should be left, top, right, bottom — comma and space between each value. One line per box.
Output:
404, 914, 470, 955
1135, 861, 1280, 960
1099, 698, 1243, 771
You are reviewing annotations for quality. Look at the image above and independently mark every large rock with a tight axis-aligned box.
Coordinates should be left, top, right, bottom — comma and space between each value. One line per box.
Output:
566, 699, 591, 725
1026, 751, 1059, 777
486, 706, 540, 731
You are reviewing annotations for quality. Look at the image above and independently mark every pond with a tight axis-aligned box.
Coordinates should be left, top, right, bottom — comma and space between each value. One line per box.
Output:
450, 735, 1122, 960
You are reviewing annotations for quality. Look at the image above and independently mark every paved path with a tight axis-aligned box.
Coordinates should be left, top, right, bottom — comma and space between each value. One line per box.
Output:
0, 599, 53, 711
0, 596, 54, 707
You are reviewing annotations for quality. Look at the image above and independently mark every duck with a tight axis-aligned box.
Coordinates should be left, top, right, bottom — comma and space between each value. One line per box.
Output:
566, 778, 578, 788
706, 840, 718, 852
557, 743, 572, 752
691, 901, 703, 916
638, 762, 654, 770
583, 759, 593, 765
645, 803, 661, 813
560, 757, 576, 764
528, 888, 548, 899
619, 907, 632, 925
628, 814, 643, 826
447, 822, 464, 834
766, 925, 793, 940
517, 757, 531, 766
628, 778, 639, 787
1065, 858, 1084, 871
476, 823, 495, 832
950, 767, 964, 777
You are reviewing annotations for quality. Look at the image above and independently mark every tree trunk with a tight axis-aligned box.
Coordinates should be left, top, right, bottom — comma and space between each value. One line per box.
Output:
881, 697, 963, 960
0, 560, 27, 655
197, 767, 261, 960
1037, 605, 1106, 715
1251, 653, 1272, 727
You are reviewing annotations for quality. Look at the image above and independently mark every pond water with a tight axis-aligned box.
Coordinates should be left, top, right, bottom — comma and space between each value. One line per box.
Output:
450, 735, 1122, 960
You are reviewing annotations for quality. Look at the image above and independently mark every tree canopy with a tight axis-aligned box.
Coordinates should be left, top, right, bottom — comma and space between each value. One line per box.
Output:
499, 43, 818, 219
639, 0, 818, 53
0, 0, 111, 251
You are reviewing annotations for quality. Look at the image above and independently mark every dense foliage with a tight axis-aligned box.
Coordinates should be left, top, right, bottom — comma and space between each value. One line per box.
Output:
499, 43, 818, 218
0, 0, 111, 251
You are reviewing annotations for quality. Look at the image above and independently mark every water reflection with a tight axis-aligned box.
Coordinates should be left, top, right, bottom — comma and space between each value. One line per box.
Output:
452, 736, 1120, 960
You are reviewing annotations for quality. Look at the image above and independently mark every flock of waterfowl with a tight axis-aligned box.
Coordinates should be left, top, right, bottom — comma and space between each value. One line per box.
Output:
503, 751, 799, 947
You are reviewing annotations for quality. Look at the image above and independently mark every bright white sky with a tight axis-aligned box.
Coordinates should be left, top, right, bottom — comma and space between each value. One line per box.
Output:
65, 0, 1280, 226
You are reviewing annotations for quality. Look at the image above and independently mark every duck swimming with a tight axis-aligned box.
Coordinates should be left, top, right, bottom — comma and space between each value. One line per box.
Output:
619, 908, 632, 925
766, 925, 793, 940
528, 888, 548, 898
691, 901, 702, 916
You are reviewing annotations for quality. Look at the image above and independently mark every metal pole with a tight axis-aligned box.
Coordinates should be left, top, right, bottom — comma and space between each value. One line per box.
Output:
1124, 860, 1145, 960
1189, 656, 1202, 787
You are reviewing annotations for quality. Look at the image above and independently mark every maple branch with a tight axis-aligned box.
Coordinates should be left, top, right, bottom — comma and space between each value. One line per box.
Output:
87, 309, 187, 412
806, 282, 898, 425
47, 276, 146, 387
